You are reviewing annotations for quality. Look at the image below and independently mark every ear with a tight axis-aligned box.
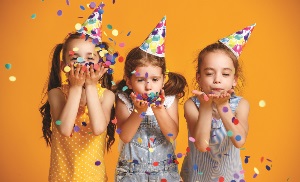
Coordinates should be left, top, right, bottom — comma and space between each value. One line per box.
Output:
233, 75, 238, 87
60, 61, 66, 72
125, 77, 133, 89
196, 72, 201, 84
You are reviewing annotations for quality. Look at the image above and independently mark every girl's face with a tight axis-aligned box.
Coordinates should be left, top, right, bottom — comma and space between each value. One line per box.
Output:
126, 64, 164, 95
197, 51, 237, 95
65, 38, 100, 65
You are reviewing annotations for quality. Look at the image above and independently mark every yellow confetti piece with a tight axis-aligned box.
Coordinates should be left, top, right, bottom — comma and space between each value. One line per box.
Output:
259, 100, 266, 107
137, 137, 142, 143
73, 47, 79, 51
74, 63, 78, 67
103, 31, 107, 36
9, 76, 16, 82
112, 29, 119, 36
64, 66, 71, 72
95, 47, 101, 52
99, 51, 105, 57
204, 139, 209, 145
134, 109, 138, 113
149, 148, 154, 152
75, 23, 81, 30
170, 138, 174, 144
254, 167, 259, 174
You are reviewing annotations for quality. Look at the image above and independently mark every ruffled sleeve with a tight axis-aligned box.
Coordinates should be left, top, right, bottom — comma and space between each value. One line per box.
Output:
117, 92, 133, 113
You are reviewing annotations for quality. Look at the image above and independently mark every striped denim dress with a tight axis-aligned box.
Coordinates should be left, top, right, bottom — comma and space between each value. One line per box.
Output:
180, 95, 245, 182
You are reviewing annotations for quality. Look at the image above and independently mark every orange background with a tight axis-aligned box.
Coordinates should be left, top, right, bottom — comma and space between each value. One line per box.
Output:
1, 0, 299, 181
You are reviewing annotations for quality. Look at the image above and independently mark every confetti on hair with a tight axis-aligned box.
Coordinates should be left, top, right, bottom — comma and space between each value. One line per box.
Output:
9, 76, 16, 82
55, 120, 62, 125
122, 86, 128, 91
95, 160, 101, 166
5, 63, 11, 70
112, 117, 117, 124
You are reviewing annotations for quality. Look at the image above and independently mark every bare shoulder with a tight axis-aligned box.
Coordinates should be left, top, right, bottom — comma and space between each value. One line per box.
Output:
184, 98, 196, 111
103, 89, 115, 99
236, 98, 250, 114
48, 88, 64, 101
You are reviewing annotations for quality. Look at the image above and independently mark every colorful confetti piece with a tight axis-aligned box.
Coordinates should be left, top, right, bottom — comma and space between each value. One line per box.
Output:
107, 24, 113, 29
116, 128, 121, 134
227, 130, 233, 137
95, 160, 101, 166
218, 176, 224, 182
127, 31, 131, 36
74, 126, 80, 132
31, 14, 36, 19
235, 135, 242, 141
112, 29, 119, 36
64, 66, 71, 72
57, 10, 62, 16
222, 106, 228, 113
189, 137, 195, 142
55, 120, 62, 125
9, 76, 16, 82
5, 63, 11, 70
80, 5, 85, 10
259, 100, 266, 107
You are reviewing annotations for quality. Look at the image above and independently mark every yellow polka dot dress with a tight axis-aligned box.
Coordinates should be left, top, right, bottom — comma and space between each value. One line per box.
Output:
49, 84, 107, 182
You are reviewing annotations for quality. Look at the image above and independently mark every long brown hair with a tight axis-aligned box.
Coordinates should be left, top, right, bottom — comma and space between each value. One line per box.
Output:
196, 42, 245, 94
115, 47, 187, 98
39, 33, 116, 151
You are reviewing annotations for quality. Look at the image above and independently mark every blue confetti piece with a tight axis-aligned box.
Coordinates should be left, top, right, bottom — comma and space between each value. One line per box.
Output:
122, 86, 128, 91
127, 31, 131, 36
167, 133, 173, 137
80, 5, 85, 10
193, 164, 198, 170
116, 128, 121, 134
235, 135, 242, 141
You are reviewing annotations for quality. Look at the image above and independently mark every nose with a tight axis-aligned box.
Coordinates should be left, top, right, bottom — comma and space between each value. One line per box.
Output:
145, 81, 152, 91
213, 74, 221, 84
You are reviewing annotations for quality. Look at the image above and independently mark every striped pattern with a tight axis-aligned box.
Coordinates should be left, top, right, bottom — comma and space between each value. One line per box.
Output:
181, 95, 244, 182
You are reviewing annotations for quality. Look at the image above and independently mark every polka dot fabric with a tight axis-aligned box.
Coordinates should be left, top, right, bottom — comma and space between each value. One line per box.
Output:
49, 84, 108, 182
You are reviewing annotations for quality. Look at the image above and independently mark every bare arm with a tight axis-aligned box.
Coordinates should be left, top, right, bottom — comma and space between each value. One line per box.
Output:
152, 94, 179, 141
216, 98, 249, 148
184, 95, 213, 152
48, 86, 82, 136
115, 93, 148, 143
86, 87, 114, 135
85, 64, 113, 135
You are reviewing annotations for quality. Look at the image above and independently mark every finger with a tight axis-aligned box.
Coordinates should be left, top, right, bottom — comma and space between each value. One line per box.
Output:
90, 64, 95, 76
192, 90, 204, 96
75, 64, 81, 75
70, 62, 75, 76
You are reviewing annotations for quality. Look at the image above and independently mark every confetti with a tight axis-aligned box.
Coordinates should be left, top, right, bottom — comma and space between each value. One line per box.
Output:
82, 122, 87, 126
112, 117, 117, 124
189, 137, 195, 142
118, 56, 124, 62
218, 176, 224, 182
55, 120, 62, 125
186, 147, 190, 153
57, 10, 63, 16
145, 171, 150, 175
132, 159, 139, 164
235, 135, 242, 141
233, 118, 239, 125
177, 153, 183, 158
107, 24, 113, 29
80, 5, 85, 10
253, 173, 258, 178
89, 2, 96, 9
74, 126, 80, 132
193, 164, 198, 170
95, 160, 101, 166
119, 42, 125, 47
127, 31, 131, 36
5, 63, 11, 70
116, 128, 121, 134
161, 179, 167, 182
234, 173, 239, 179
227, 130, 233, 137
31, 14, 36, 19
75, 23, 82, 30
206, 147, 211, 151
222, 106, 228, 113
137, 137, 142, 143
66, 0, 70, 5
244, 156, 250, 163
254, 167, 259, 174
112, 29, 119, 36
9, 76, 16, 82
261, 157, 264, 163
122, 86, 128, 91
167, 133, 173, 137
64, 66, 71, 72
266, 165, 271, 171
153, 161, 159, 166
77, 57, 84, 62
73, 47, 79, 51
259, 100, 266, 107
149, 148, 154, 152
